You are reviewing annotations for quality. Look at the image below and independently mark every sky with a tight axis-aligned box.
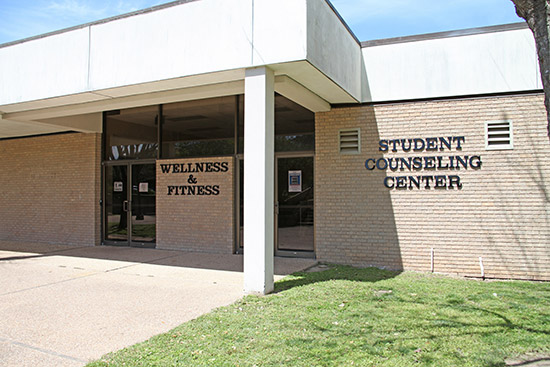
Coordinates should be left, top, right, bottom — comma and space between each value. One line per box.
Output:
0, 0, 523, 45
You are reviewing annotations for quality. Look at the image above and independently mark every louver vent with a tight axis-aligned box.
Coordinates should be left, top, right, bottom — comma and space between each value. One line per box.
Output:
485, 121, 513, 150
339, 128, 361, 154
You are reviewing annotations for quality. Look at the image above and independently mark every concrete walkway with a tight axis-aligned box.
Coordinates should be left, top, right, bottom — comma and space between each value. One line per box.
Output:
0, 241, 316, 367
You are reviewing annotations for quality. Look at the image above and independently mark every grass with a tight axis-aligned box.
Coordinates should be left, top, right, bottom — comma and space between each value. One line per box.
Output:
87, 266, 550, 367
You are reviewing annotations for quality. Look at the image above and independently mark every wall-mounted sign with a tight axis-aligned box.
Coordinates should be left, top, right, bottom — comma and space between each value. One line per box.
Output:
139, 182, 149, 193
160, 161, 228, 196
114, 181, 123, 192
364, 136, 482, 190
288, 170, 302, 193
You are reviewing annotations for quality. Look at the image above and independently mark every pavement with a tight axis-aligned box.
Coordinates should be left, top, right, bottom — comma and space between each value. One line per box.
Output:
0, 241, 316, 367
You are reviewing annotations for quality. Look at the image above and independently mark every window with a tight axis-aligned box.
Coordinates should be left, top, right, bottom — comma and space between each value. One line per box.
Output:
104, 94, 315, 161
237, 94, 315, 154
162, 96, 236, 158
104, 105, 159, 160
339, 128, 361, 154
485, 120, 513, 150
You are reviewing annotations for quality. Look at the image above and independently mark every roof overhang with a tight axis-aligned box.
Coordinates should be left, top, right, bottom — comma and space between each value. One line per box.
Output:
0, 0, 362, 138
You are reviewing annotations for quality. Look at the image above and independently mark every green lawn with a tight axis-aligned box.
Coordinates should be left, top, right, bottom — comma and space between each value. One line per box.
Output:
87, 266, 550, 367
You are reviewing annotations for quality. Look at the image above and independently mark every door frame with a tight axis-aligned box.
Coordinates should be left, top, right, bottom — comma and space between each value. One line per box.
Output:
274, 152, 315, 258
102, 159, 157, 248
235, 152, 315, 257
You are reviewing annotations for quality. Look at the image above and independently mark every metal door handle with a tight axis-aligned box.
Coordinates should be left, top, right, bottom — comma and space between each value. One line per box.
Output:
275, 201, 279, 215
123, 200, 129, 212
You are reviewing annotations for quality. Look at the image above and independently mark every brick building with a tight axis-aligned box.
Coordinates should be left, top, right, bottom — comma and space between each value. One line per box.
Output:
1, 0, 548, 293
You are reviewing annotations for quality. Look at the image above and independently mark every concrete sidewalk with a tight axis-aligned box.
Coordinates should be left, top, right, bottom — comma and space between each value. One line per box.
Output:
0, 242, 316, 367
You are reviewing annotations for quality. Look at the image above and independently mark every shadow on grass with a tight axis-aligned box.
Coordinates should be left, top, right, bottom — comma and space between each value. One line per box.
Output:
274, 264, 402, 293
273, 265, 549, 366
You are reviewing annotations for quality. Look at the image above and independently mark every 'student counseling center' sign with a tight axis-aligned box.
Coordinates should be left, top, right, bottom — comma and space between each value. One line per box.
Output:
365, 136, 482, 190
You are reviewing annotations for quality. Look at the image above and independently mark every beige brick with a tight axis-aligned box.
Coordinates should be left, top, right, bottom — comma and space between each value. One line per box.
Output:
0, 132, 101, 246
315, 94, 550, 281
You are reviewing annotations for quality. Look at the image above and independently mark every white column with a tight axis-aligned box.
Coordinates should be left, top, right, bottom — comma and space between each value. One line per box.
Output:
243, 66, 275, 295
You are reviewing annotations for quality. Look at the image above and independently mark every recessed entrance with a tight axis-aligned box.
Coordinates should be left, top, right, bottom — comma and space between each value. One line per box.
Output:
237, 154, 315, 256
275, 155, 314, 255
103, 162, 156, 247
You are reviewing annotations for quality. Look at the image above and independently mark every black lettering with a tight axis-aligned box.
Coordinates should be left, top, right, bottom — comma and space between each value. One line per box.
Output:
187, 186, 196, 195
412, 157, 423, 170
365, 159, 376, 170
453, 136, 465, 150
399, 157, 411, 170
212, 162, 221, 172
456, 156, 468, 169
376, 158, 388, 170
383, 177, 394, 189
434, 175, 447, 189
426, 137, 438, 151
221, 162, 229, 172
195, 163, 204, 172
388, 158, 399, 171
390, 139, 399, 153
395, 176, 407, 189
421, 176, 434, 189
449, 175, 462, 189
439, 137, 452, 151
424, 156, 436, 169
205, 162, 213, 172
470, 156, 482, 169
449, 156, 456, 169
212, 185, 220, 195
401, 139, 412, 152
437, 156, 449, 169
197, 186, 205, 195
409, 176, 421, 189
167, 186, 175, 195
160, 164, 171, 174
172, 164, 180, 173
413, 138, 425, 151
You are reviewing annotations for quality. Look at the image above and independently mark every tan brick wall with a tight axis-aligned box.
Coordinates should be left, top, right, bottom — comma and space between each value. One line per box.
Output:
0, 132, 101, 246
156, 157, 234, 253
316, 94, 550, 280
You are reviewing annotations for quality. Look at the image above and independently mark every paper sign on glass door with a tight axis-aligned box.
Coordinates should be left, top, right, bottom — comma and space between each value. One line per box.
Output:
114, 181, 123, 192
288, 170, 302, 193
139, 182, 149, 193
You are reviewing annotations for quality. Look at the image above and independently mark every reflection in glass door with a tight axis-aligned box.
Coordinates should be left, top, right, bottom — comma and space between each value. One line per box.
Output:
238, 156, 314, 255
276, 156, 314, 254
104, 163, 156, 247
105, 165, 129, 243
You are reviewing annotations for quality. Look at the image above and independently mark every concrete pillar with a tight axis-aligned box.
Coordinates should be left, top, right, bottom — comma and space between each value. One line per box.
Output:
243, 66, 275, 295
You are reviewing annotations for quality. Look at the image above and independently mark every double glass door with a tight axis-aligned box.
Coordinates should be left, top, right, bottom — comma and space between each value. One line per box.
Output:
104, 163, 156, 247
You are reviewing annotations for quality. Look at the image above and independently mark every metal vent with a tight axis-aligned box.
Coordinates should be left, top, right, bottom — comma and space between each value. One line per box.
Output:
339, 128, 361, 154
485, 120, 513, 150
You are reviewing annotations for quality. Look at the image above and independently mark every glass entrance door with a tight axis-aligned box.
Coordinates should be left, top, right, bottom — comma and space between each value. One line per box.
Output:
104, 163, 156, 247
275, 156, 314, 254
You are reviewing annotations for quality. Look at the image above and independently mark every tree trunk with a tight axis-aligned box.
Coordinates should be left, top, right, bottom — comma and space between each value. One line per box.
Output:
512, 0, 550, 138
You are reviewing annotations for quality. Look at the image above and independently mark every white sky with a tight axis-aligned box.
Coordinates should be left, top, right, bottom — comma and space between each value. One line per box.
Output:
0, 0, 523, 45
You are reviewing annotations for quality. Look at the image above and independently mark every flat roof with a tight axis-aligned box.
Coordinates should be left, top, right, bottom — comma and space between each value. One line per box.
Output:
361, 22, 528, 48
1, 0, 527, 51
0, 0, 199, 49
0, 0, 361, 49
